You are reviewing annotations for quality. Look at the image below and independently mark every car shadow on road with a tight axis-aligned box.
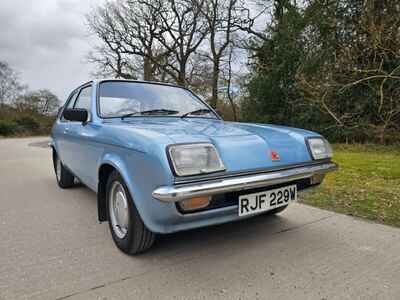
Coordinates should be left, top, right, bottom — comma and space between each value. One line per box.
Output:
141, 212, 301, 260
56, 182, 303, 260
28, 140, 50, 148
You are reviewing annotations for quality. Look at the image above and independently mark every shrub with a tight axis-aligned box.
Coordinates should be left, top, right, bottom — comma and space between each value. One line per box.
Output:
0, 120, 18, 136
14, 116, 40, 131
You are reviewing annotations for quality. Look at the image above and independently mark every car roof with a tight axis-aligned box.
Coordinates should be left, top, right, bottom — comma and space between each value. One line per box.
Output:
95, 78, 184, 89
70, 79, 186, 96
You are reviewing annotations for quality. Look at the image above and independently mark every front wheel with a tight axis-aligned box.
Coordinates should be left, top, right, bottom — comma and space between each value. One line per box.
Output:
106, 171, 155, 255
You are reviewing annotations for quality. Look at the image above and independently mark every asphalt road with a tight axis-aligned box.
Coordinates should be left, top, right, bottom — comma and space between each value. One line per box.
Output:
1, 137, 399, 300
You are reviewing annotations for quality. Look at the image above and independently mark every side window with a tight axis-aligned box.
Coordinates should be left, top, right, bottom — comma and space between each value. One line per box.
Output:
66, 92, 77, 109
60, 91, 78, 121
74, 86, 92, 111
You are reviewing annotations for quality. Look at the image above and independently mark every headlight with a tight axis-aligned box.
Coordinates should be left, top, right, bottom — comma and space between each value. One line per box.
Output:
168, 143, 225, 176
307, 137, 333, 160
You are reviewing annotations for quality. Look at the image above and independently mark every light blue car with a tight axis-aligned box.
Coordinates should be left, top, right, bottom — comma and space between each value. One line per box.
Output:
51, 79, 337, 254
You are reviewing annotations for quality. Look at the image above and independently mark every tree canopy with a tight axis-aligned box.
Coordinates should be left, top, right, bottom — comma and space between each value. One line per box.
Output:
243, 0, 400, 144
88, 0, 400, 144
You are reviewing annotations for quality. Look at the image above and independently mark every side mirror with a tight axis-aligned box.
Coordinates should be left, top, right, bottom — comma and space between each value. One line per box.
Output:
63, 108, 89, 123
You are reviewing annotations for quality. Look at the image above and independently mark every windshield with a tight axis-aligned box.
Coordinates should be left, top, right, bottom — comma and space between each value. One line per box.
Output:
98, 81, 217, 119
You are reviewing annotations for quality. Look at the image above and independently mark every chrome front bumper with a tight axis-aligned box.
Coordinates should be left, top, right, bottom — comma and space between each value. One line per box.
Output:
153, 162, 338, 202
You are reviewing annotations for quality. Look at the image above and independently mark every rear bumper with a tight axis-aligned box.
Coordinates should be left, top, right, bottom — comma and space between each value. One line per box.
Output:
153, 162, 338, 202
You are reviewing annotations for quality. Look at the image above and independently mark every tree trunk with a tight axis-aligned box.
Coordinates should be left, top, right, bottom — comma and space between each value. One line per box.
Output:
177, 62, 186, 87
210, 61, 219, 109
227, 91, 237, 121
378, 125, 386, 144
143, 57, 152, 81
226, 47, 238, 121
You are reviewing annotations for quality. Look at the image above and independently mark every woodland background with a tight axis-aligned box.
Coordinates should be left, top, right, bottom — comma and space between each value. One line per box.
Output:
0, 0, 399, 144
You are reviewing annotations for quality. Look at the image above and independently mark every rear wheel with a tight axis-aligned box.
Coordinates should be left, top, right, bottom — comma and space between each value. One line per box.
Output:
53, 152, 75, 188
106, 171, 155, 255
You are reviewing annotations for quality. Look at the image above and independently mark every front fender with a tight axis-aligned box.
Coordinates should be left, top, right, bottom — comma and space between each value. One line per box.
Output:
98, 146, 176, 232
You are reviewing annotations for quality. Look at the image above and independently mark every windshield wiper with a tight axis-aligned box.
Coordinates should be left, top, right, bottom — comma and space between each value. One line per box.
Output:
181, 108, 213, 119
121, 109, 179, 119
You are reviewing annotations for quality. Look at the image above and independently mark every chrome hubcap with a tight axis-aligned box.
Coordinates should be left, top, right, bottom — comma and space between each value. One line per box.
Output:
109, 182, 129, 239
56, 158, 62, 181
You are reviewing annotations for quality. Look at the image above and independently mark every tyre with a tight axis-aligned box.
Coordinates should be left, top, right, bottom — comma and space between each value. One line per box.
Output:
267, 205, 288, 215
106, 171, 155, 255
53, 152, 75, 188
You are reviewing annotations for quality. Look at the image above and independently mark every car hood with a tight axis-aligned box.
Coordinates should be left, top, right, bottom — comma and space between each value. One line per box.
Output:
104, 118, 317, 172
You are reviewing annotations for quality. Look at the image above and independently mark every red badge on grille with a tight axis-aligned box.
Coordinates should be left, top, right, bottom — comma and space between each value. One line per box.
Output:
271, 150, 280, 161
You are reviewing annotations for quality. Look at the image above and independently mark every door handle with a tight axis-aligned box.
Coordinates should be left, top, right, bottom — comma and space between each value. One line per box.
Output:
63, 127, 70, 134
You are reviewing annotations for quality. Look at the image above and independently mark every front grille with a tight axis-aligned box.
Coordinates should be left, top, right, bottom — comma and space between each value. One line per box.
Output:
177, 178, 317, 214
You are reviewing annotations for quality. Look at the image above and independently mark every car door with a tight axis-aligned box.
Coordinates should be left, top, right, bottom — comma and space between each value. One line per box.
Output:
63, 85, 100, 189
55, 90, 78, 167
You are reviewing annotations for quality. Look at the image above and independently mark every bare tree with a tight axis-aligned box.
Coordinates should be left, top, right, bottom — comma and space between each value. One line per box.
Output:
0, 61, 23, 106
88, 0, 211, 86
87, 45, 140, 80
15, 89, 60, 114
200, 0, 244, 108
186, 50, 214, 98
87, 0, 168, 80
150, 0, 209, 86
225, 45, 238, 120
234, 0, 272, 44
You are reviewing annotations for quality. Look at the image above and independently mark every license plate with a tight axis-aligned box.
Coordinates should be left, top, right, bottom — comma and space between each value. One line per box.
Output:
238, 185, 297, 217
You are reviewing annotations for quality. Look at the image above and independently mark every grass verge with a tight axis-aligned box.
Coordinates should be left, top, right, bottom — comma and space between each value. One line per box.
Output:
301, 144, 400, 227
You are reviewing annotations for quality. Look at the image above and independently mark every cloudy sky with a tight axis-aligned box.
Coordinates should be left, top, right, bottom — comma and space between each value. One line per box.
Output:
0, 0, 103, 101
0, 0, 265, 102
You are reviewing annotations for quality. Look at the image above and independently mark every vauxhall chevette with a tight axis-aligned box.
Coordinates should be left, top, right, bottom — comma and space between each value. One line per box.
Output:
50, 79, 337, 254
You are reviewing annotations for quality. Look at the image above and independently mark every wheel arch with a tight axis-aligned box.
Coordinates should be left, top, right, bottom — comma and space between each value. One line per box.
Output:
97, 163, 116, 222
97, 155, 138, 223
51, 145, 57, 167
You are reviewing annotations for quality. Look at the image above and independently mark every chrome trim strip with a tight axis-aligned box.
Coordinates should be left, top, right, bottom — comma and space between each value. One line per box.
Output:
153, 162, 338, 202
